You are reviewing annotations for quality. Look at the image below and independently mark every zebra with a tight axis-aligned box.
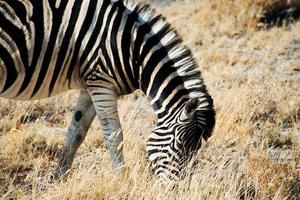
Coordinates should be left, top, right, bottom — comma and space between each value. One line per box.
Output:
0, 0, 215, 181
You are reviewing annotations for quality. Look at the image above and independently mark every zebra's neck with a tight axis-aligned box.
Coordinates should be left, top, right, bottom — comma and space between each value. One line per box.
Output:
131, 4, 208, 123
78, 0, 211, 122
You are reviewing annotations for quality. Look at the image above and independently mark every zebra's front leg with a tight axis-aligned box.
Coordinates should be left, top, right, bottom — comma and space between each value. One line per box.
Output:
89, 88, 124, 170
52, 91, 96, 178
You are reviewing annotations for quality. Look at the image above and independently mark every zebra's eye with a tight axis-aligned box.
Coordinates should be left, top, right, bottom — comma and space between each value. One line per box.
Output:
184, 98, 200, 117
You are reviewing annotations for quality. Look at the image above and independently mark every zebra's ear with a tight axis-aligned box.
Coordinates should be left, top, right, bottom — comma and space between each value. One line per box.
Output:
184, 98, 200, 116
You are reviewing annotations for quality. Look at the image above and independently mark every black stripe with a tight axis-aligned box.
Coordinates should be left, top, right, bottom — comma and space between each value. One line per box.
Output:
154, 125, 175, 132
153, 76, 185, 107
91, 92, 112, 96
86, 61, 111, 83
82, 49, 102, 79
48, 0, 86, 95
157, 95, 187, 120
165, 89, 188, 112
147, 149, 171, 156
121, 10, 139, 88
0, 44, 17, 92
132, 17, 157, 82
93, 99, 115, 103
148, 137, 173, 143
31, 0, 69, 97
148, 61, 173, 97
141, 48, 171, 95
97, 58, 109, 75
134, 16, 166, 91
0, 3, 16, 20
0, 8, 28, 72
6, 0, 27, 24
97, 3, 123, 90
80, 0, 110, 73
18, 0, 44, 95
139, 23, 170, 63
144, 38, 185, 98
110, 1, 131, 92
64, 0, 98, 88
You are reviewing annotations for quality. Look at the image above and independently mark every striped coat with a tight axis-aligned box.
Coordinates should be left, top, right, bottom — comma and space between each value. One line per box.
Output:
0, 0, 215, 181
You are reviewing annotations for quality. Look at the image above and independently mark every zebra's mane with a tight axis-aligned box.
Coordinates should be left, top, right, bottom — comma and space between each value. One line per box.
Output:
122, 0, 205, 98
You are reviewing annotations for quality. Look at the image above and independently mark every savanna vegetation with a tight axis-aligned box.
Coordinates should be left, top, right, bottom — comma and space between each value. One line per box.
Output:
0, 0, 299, 199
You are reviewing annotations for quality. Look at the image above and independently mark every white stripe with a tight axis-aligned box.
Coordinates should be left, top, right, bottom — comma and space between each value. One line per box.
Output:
116, 9, 135, 91
0, 31, 25, 98
17, 0, 52, 99
150, 71, 178, 105
81, 3, 112, 75
0, 58, 7, 92
106, 6, 125, 92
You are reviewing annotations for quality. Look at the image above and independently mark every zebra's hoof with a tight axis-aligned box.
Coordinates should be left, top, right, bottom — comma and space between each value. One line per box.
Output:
47, 171, 61, 183
48, 168, 68, 182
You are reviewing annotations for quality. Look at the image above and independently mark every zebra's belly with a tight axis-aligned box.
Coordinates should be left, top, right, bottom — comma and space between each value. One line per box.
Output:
0, 70, 85, 101
0, 86, 83, 101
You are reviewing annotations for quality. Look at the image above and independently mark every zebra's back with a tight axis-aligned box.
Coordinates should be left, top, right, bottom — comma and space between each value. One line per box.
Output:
0, 0, 100, 100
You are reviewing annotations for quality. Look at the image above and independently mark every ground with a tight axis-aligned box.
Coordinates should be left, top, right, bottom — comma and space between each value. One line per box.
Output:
0, 0, 299, 199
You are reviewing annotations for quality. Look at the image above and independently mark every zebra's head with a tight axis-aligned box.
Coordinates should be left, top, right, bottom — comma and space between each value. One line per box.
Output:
146, 97, 215, 181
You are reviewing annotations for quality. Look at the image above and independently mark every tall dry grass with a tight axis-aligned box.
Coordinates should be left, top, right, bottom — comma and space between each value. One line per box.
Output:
1, 0, 300, 199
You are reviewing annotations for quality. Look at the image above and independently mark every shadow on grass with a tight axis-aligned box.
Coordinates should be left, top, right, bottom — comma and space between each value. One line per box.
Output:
260, 2, 300, 28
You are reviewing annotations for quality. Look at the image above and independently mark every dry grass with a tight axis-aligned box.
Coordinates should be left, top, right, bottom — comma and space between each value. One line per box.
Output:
1, 0, 300, 199
195, 0, 300, 29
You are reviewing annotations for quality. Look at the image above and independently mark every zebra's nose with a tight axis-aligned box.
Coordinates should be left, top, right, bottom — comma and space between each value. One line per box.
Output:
156, 170, 181, 182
